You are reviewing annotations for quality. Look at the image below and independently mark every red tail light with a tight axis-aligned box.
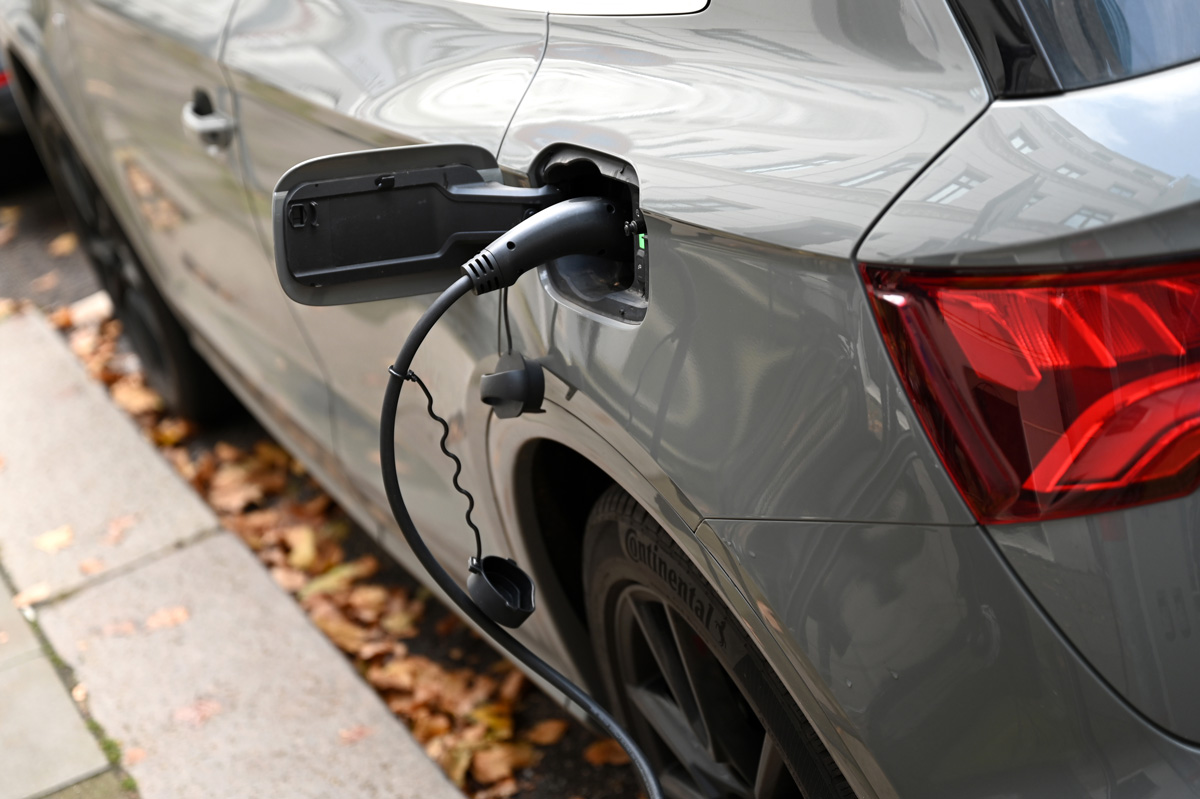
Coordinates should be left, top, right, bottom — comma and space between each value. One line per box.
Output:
0, 70, 9, 89
863, 261, 1200, 524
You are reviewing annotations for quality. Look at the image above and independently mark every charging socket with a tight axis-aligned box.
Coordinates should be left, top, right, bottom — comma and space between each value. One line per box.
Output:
533, 148, 646, 323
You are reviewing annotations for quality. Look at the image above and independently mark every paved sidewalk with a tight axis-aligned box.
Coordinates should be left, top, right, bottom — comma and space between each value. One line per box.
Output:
0, 310, 459, 799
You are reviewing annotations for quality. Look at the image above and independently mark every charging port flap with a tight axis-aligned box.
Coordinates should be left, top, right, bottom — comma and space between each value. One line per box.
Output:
273, 143, 559, 306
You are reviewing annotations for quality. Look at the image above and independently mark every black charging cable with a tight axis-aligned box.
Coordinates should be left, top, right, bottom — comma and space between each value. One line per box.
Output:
379, 198, 662, 799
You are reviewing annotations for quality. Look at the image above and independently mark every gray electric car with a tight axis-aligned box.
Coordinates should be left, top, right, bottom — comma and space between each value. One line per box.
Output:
4, 1, 1200, 796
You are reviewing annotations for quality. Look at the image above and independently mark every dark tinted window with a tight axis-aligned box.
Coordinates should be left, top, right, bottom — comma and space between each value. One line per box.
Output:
1022, 0, 1200, 89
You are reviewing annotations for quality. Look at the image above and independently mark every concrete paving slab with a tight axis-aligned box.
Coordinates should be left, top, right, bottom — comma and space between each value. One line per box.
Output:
38, 533, 459, 799
0, 580, 41, 669
0, 313, 217, 598
0, 655, 109, 799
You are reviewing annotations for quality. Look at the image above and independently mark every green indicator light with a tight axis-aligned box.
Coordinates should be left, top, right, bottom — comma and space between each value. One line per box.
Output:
638, 233, 646, 249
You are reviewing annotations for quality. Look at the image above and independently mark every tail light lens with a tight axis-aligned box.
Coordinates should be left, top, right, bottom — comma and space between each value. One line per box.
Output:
863, 261, 1200, 524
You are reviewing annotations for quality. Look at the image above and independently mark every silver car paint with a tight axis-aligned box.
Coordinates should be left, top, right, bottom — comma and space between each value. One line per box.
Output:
858, 59, 1200, 267
858, 57, 1200, 745
704, 515, 1200, 798
7, 0, 1200, 796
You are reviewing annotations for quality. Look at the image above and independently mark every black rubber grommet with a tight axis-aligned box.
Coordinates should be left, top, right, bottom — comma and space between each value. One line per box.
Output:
468, 556, 536, 628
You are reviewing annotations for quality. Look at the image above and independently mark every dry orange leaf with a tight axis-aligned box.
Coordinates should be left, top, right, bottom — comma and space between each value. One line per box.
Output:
470, 703, 514, 741
110, 375, 163, 415
346, 585, 389, 621
339, 724, 374, 745
525, 718, 569, 746
173, 698, 221, 727
270, 566, 308, 593
145, 606, 189, 630
412, 711, 453, 744
473, 778, 520, 799
48, 306, 73, 330
284, 526, 317, 570
253, 440, 291, 469
34, 524, 74, 554
471, 742, 537, 784
105, 514, 138, 546
101, 620, 138, 637
152, 417, 194, 447
31, 269, 60, 292
584, 738, 631, 766
298, 556, 378, 600
207, 464, 264, 514
498, 670, 525, 705
309, 603, 371, 653
71, 683, 88, 704
366, 659, 419, 692
11, 583, 49, 609
213, 441, 244, 462
124, 747, 147, 766
47, 232, 78, 257
78, 558, 106, 576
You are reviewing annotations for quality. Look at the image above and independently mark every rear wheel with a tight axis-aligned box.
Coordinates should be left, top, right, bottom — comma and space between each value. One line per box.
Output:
583, 485, 854, 799
33, 97, 231, 421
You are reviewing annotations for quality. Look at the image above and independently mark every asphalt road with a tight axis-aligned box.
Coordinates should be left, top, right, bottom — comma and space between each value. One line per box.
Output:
0, 133, 99, 309
1, 131, 637, 799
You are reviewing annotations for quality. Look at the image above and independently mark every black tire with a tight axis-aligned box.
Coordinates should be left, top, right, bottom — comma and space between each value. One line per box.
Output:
584, 485, 854, 799
33, 97, 231, 421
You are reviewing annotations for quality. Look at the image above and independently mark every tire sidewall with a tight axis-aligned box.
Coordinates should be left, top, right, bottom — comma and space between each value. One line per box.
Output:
583, 487, 847, 798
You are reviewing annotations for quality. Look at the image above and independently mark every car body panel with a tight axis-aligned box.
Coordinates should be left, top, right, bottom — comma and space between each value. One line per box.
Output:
990, 494, 1200, 744
494, 0, 987, 525
858, 59, 1200, 267
705, 515, 1200, 799
859, 57, 1200, 745
53, 0, 335, 460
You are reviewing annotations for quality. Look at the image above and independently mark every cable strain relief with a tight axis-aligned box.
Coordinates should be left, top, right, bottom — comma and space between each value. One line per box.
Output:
462, 250, 502, 295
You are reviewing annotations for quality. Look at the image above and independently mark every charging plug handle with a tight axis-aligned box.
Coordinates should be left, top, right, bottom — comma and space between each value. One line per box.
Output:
462, 196, 627, 295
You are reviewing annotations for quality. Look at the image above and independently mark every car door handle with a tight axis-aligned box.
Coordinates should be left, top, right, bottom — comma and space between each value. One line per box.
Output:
181, 92, 235, 152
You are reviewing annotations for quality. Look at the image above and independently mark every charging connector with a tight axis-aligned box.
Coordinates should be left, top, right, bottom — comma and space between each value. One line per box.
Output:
461, 197, 628, 295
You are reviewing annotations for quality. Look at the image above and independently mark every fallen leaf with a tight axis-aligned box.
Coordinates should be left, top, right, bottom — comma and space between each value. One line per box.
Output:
110, 375, 163, 415
367, 659, 420, 692
124, 747, 147, 766
0, 631, 8, 645
101, 620, 137, 637
105, 514, 138, 546
584, 738, 631, 766
284, 526, 317, 570
473, 778, 520, 799
435, 614, 461, 638
357, 639, 405, 661
525, 718, 569, 746
498, 670, 525, 705
71, 683, 88, 704
339, 724, 374, 745
298, 555, 378, 600
412, 711, 453, 744
471, 742, 537, 784
253, 440, 291, 469
145, 606, 189, 630
48, 306, 73, 330
207, 463, 263, 514
270, 566, 308, 593
346, 584, 389, 622
173, 698, 221, 727
79, 558, 106, 576
309, 602, 371, 653
47, 232, 79, 257
31, 269, 60, 292
35, 524, 74, 554
0, 206, 19, 246
70, 291, 113, 328
213, 441, 244, 462
0, 298, 17, 320
152, 417, 194, 447
470, 703, 514, 741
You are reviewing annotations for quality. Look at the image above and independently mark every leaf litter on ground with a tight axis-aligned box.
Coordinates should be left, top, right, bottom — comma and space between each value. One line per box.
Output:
55, 295, 638, 798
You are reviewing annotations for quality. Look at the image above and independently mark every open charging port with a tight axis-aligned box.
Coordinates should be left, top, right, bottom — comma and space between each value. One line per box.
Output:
533, 148, 647, 323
